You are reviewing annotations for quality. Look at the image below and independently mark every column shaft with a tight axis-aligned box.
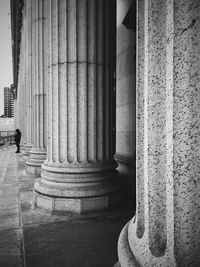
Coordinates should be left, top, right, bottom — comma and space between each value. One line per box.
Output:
117, 0, 200, 266
21, 0, 33, 158
26, 0, 47, 177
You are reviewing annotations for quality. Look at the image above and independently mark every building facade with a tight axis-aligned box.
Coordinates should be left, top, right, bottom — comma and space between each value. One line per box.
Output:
11, 0, 200, 266
4, 86, 14, 117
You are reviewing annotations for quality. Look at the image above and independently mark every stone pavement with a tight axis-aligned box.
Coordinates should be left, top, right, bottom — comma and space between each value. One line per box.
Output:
0, 146, 133, 267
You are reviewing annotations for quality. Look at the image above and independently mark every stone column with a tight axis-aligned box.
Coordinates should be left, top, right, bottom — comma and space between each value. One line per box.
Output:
26, 0, 47, 176
116, 0, 200, 266
27, 0, 32, 147
34, 0, 121, 213
22, 0, 32, 158
17, 13, 26, 144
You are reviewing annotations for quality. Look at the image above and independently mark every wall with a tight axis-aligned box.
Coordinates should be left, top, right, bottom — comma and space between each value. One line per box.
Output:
116, 0, 136, 201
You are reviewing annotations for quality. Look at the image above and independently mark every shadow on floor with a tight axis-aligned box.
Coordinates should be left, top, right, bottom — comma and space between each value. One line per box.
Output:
0, 146, 134, 267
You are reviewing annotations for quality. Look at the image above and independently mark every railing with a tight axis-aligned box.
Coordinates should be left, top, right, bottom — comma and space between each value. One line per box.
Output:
0, 131, 16, 146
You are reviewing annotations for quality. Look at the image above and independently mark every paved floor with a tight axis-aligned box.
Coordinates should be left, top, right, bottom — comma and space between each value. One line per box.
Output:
0, 146, 133, 267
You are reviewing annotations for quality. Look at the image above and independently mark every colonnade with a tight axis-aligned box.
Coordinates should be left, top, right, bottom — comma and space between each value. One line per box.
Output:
14, 0, 200, 265
15, 0, 121, 213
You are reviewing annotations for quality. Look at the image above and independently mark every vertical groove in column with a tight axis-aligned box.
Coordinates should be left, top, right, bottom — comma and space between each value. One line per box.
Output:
136, 0, 145, 239
102, 0, 107, 161
51, 0, 59, 162
38, 0, 42, 149
77, 0, 87, 163
65, 0, 69, 163
112, 0, 117, 159
148, 0, 167, 257
87, 0, 97, 162
165, 0, 174, 255
58, 0, 67, 163
26, 2, 29, 141
85, 0, 88, 163
28, 0, 32, 144
96, 0, 103, 162
95, 0, 98, 163
38, 0, 44, 149
31, 0, 36, 146
22, 24, 25, 134
24, 3, 28, 141
35, 0, 39, 149
48, 0, 53, 162
105, 0, 110, 161
43, 0, 48, 150
75, 0, 78, 163
20, 31, 23, 134
107, 0, 112, 161
23, 22, 25, 135
67, 0, 76, 163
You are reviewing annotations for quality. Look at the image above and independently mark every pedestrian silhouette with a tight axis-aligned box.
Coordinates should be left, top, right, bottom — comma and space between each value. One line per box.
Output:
15, 129, 21, 153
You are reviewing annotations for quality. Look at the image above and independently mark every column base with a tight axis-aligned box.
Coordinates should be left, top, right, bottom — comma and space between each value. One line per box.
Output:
34, 189, 123, 214
21, 144, 32, 160
34, 160, 123, 213
116, 219, 177, 266
26, 148, 46, 177
116, 222, 139, 267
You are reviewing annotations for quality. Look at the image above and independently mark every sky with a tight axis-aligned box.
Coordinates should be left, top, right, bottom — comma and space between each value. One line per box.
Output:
0, 0, 13, 116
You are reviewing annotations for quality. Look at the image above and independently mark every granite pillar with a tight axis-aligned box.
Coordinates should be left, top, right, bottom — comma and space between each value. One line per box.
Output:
116, 0, 200, 266
34, 0, 121, 213
26, 0, 47, 176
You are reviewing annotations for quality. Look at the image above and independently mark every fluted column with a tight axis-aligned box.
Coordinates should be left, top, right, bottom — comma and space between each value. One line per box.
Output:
34, 0, 121, 213
17, 10, 26, 144
116, 0, 200, 266
21, 0, 33, 158
27, 0, 32, 147
26, 0, 47, 176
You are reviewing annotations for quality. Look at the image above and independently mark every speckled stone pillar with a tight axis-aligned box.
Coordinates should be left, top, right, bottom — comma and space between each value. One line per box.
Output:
116, 0, 200, 266
34, 0, 121, 213
26, 0, 47, 177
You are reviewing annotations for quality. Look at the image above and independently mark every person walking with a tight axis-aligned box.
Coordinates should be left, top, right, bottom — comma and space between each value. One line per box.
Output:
15, 129, 21, 153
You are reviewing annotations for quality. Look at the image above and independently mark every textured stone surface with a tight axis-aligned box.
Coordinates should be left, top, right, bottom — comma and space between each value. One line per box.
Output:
34, 190, 124, 214
117, 0, 200, 266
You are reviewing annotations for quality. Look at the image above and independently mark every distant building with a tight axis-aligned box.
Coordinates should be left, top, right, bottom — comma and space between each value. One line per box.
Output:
4, 86, 14, 117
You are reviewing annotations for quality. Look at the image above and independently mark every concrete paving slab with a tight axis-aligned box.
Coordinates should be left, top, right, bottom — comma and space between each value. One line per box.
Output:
0, 229, 24, 267
0, 146, 134, 267
24, 216, 129, 267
